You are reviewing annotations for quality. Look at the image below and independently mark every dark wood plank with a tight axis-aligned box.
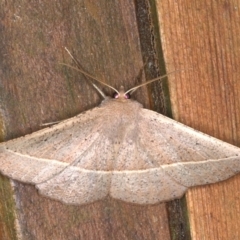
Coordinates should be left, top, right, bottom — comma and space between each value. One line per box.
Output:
0, 0, 171, 239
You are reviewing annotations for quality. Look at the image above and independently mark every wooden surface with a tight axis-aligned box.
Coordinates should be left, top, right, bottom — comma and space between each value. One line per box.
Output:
0, 0, 173, 239
2, 0, 239, 239
156, 0, 240, 239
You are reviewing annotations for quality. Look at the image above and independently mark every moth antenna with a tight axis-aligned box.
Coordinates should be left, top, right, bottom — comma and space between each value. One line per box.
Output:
64, 47, 119, 95
92, 83, 106, 98
124, 70, 185, 95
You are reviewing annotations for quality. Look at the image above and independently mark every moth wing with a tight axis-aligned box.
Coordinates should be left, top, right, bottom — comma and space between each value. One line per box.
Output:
110, 109, 240, 204
0, 106, 113, 204
36, 167, 111, 205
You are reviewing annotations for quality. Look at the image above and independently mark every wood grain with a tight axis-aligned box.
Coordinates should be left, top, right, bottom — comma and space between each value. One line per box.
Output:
156, 0, 240, 239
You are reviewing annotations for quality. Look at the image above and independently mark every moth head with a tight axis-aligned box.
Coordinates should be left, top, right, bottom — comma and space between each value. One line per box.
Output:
113, 86, 131, 100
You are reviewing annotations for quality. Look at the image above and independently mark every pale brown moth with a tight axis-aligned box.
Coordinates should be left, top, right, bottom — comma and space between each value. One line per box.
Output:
0, 49, 239, 205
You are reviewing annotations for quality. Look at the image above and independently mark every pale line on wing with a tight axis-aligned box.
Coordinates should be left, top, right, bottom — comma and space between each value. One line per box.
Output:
5, 148, 235, 174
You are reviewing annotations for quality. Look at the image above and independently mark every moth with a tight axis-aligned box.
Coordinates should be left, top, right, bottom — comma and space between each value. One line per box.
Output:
0, 50, 239, 205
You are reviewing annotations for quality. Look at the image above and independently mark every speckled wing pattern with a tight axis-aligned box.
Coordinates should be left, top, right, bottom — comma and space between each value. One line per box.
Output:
0, 97, 239, 205
110, 109, 240, 204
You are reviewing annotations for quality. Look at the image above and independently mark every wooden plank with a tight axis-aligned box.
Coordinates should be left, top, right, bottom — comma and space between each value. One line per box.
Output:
0, 0, 172, 239
156, 0, 240, 239
0, 175, 17, 240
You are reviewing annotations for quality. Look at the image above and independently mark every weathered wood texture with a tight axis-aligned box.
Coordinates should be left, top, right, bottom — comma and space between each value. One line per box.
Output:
0, 0, 172, 239
156, 0, 240, 239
